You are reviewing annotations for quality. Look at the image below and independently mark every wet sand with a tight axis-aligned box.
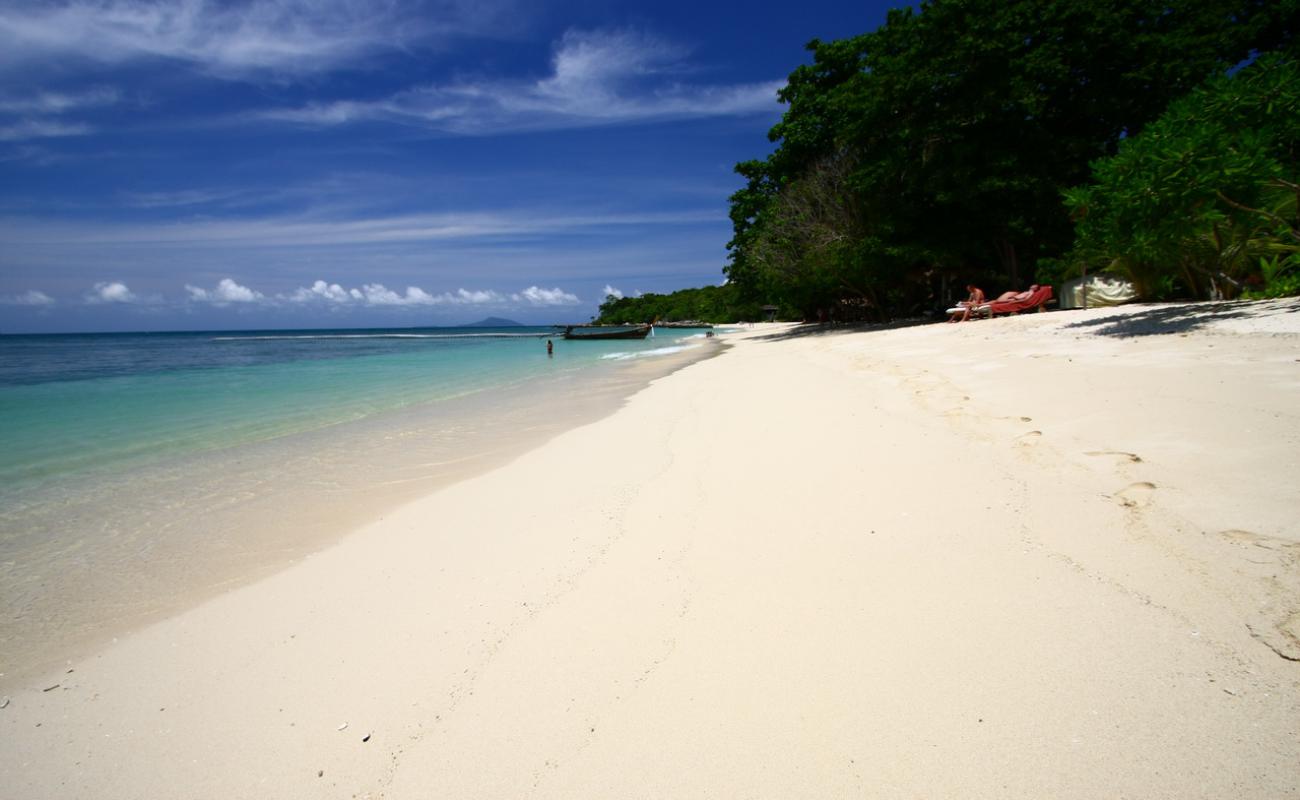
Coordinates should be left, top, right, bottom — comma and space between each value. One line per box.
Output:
0, 340, 720, 685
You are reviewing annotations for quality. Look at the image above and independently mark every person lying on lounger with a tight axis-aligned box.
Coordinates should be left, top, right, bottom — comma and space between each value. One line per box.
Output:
991, 284, 1039, 303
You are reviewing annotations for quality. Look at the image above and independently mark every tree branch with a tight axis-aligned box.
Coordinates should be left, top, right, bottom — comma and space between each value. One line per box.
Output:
1216, 190, 1300, 243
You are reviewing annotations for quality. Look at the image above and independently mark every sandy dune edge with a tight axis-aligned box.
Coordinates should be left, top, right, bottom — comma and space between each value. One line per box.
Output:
2, 301, 1298, 798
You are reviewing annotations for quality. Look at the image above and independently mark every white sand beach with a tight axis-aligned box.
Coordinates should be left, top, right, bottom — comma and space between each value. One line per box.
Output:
3, 299, 1299, 798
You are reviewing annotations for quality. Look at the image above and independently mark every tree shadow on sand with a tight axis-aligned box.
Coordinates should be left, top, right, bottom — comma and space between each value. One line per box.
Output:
1061, 300, 1300, 338
746, 318, 933, 342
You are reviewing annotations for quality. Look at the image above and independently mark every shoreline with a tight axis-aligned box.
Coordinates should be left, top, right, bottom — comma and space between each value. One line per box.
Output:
0, 336, 723, 686
2, 304, 1298, 798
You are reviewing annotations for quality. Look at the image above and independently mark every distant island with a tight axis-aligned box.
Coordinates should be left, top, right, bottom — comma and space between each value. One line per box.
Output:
464, 317, 523, 327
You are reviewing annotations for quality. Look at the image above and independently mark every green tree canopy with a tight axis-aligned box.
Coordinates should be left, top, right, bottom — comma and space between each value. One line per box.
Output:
595, 284, 774, 325
726, 0, 1298, 319
1063, 53, 1300, 299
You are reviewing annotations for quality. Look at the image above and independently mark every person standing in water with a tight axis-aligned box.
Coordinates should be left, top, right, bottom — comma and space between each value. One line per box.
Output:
546, 339, 553, 357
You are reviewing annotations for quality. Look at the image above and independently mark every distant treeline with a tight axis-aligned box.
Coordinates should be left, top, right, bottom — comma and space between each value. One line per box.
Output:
650, 0, 1299, 322
596, 285, 774, 324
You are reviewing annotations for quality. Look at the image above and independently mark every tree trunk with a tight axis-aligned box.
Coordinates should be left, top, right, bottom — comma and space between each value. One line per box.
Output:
993, 238, 1020, 286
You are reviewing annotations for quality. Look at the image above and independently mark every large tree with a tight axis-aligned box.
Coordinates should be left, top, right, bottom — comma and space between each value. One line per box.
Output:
727, 0, 1298, 318
1064, 53, 1300, 299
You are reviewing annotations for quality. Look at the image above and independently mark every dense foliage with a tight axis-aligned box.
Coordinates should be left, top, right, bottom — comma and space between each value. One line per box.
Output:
594, 284, 773, 324
724, 0, 1298, 318
1062, 54, 1300, 300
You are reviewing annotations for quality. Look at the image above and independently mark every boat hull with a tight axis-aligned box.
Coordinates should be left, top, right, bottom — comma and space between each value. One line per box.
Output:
562, 325, 651, 340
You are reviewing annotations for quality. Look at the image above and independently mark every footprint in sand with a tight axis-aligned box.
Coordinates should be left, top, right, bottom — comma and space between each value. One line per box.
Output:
1247, 615, 1300, 663
1014, 430, 1042, 446
1085, 450, 1144, 464
1220, 528, 1267, 546
1282, 613, 1300, 655
1113, 481, 1156, 508
1219, 530, 1300, 662
1219, 529, 1300, 557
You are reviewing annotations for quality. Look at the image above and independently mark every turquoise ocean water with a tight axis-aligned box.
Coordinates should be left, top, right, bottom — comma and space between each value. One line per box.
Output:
0, 325, 713, 681
1, 326, 703, 489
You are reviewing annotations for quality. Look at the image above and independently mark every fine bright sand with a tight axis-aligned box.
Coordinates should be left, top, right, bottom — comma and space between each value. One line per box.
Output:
2, 299, 1299, 798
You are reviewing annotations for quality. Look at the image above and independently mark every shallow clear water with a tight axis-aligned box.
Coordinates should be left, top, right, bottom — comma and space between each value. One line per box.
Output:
0, 327, 703, 489
0, 325, 713, 681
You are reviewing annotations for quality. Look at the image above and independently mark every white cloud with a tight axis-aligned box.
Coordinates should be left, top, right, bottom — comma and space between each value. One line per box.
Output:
514, 285, 579, 306
86, 280, 138, 304
0, 0, 511, 78
0, 207, 721, 248
358, 283, 445, 306
0, 119, 93, 141
281, 280, 507, 307
445, 288, 503, 304
262, 28, 782, 134
284, 279, 356, 304
122, 188, 248, 209
534, 28, 683, 109
1, 289, 56, 306
602, 284, 624, 300
357, 283, 424, 306
185, 278, 263, 304
8, 280, 585, 312
0, 87, 118, 141
364, 285, 507, 306
0, 87, 120, 115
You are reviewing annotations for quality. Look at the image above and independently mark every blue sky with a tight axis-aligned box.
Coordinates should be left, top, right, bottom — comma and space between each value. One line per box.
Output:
1, 0, 897, 332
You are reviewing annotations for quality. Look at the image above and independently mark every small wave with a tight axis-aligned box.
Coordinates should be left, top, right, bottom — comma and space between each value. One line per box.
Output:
600, 344, 698, 361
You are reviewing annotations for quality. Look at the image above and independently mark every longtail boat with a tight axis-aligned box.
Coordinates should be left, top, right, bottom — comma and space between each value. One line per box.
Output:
562, 324, 652, 340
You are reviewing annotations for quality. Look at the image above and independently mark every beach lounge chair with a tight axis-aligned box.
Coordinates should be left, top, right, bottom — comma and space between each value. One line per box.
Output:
986, 284, 1053, 316
944, 285, 1054, 320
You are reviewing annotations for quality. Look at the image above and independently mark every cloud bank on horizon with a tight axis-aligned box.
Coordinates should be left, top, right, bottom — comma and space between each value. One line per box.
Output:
5, 277, 582, 307
0, 0, 883, 331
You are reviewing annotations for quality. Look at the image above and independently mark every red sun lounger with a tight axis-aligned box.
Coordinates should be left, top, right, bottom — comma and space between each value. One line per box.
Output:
986, 285, 1053, 316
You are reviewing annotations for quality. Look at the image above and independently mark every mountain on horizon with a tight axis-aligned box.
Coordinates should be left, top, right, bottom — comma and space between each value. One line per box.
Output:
464, 317, 524, 327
